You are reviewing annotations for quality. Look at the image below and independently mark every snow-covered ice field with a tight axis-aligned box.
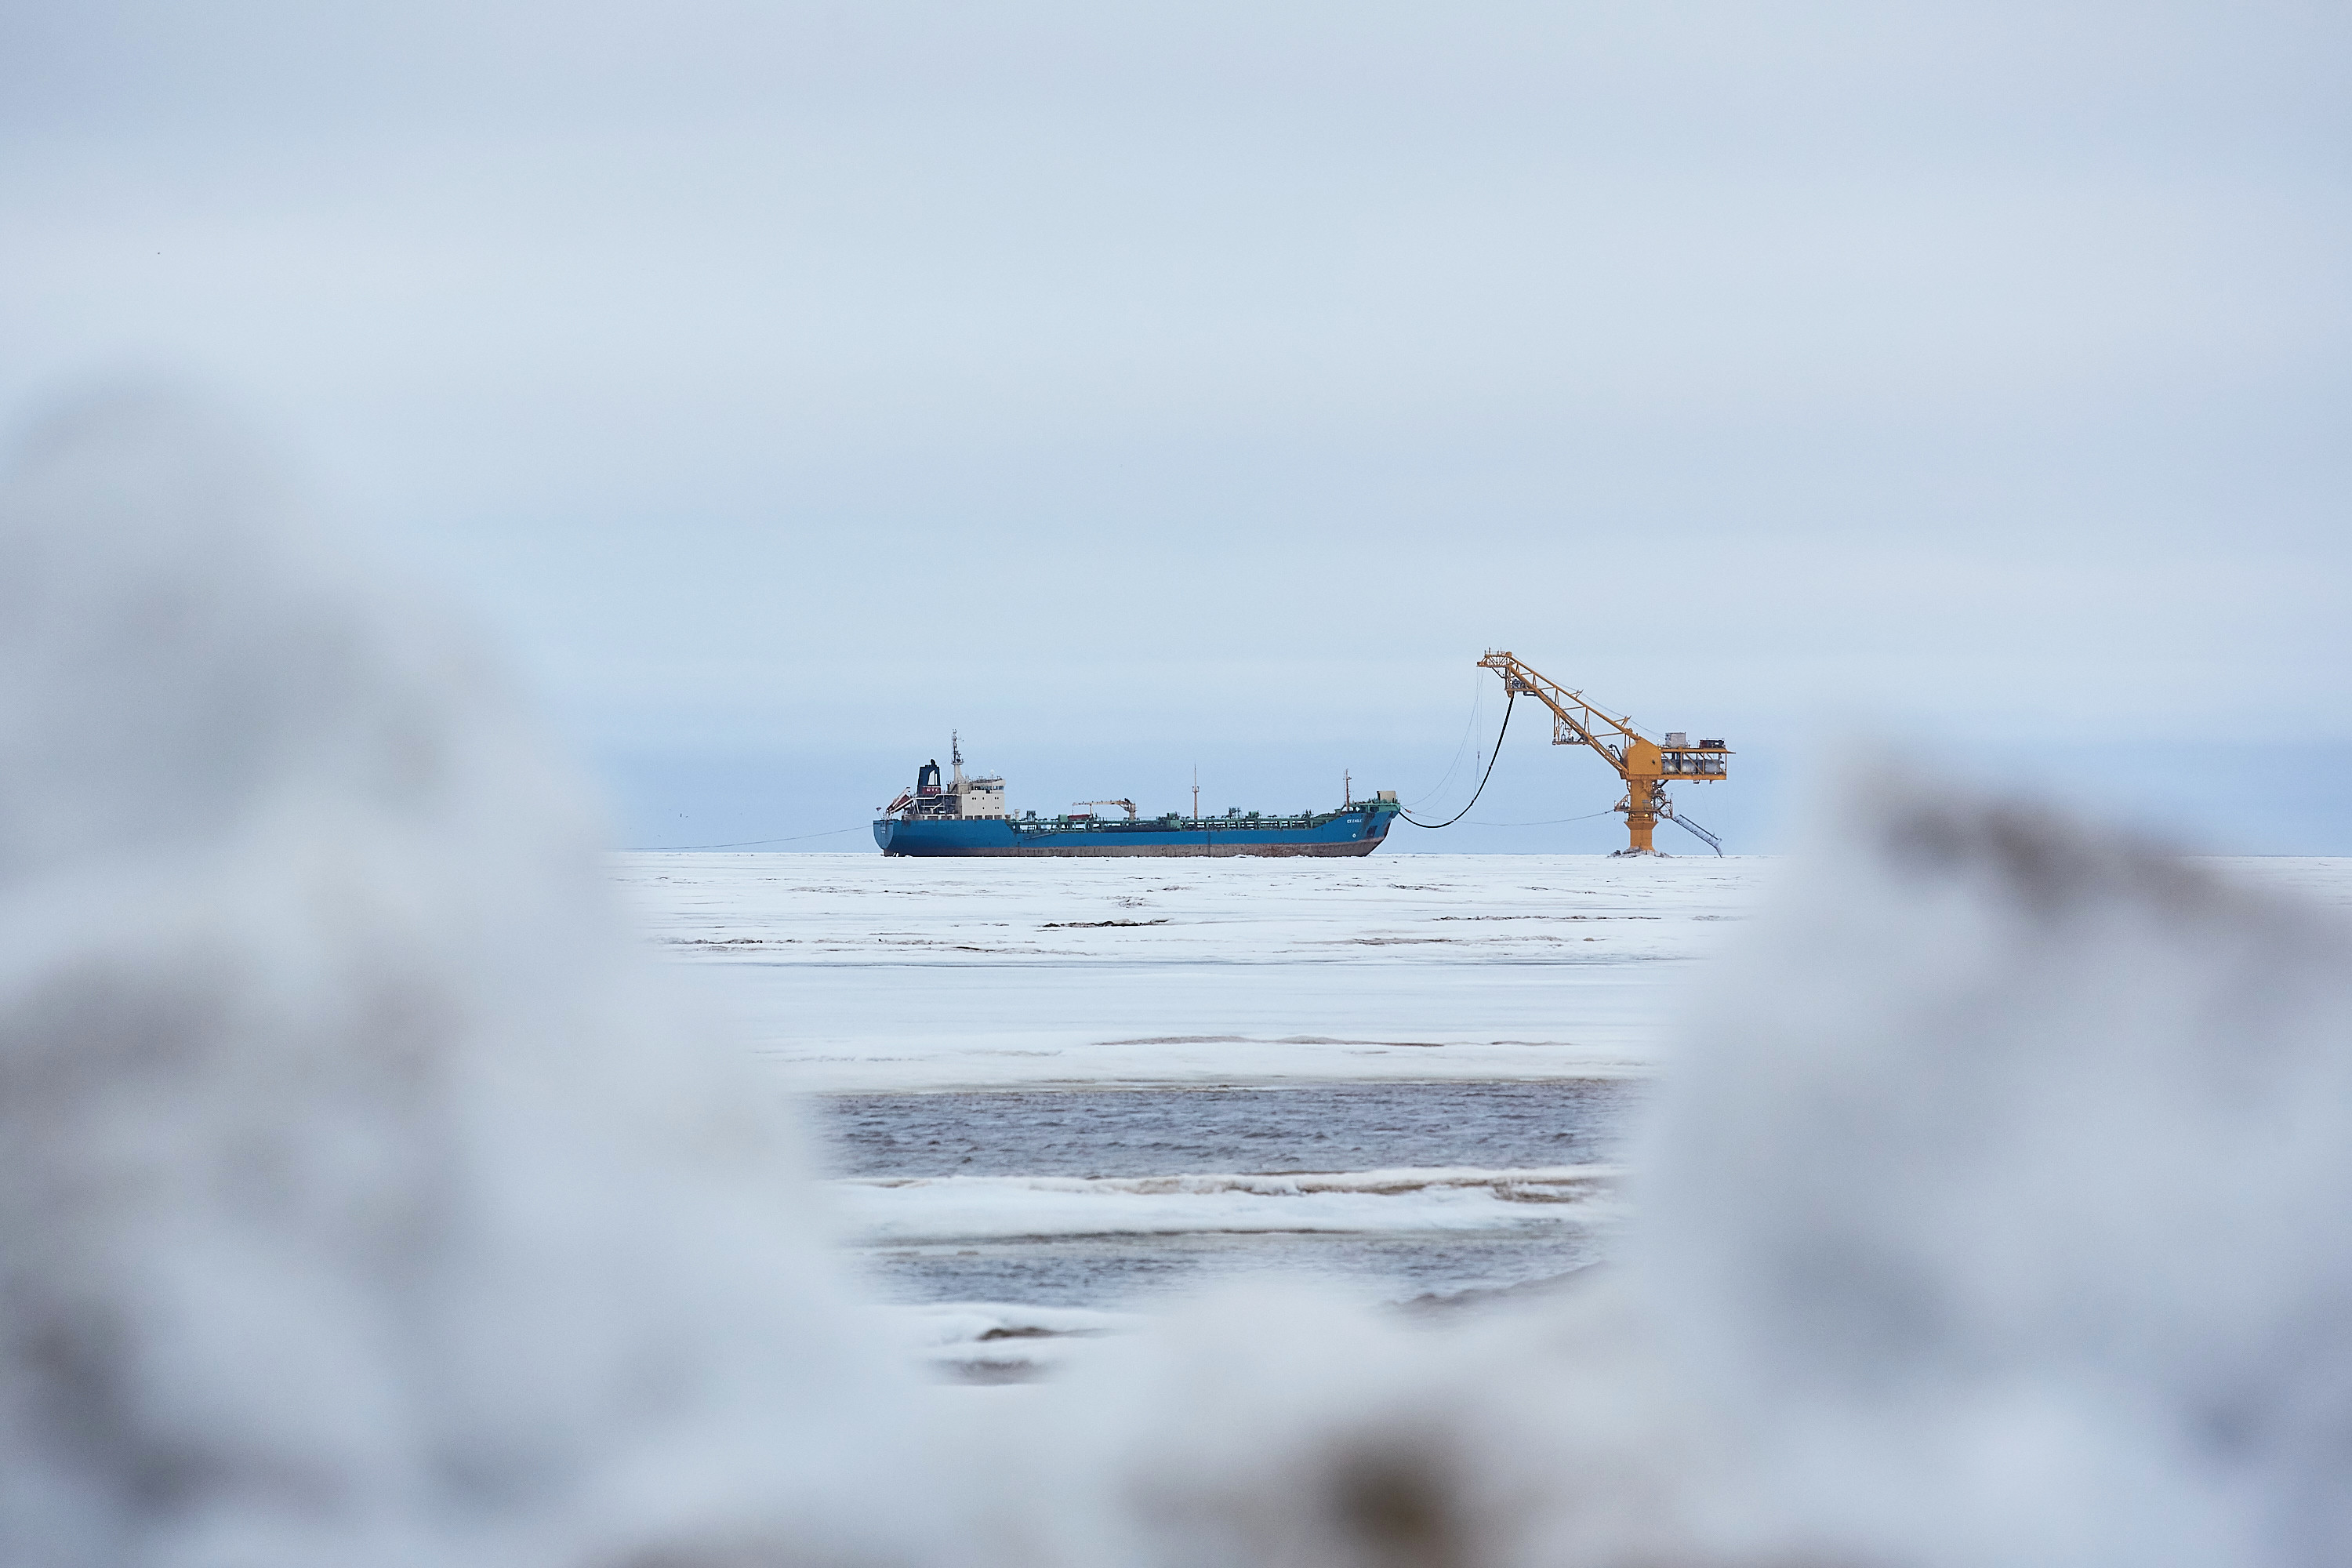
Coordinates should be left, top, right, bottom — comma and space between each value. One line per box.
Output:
618, 850, 2352, 1351
614, 851, 1764, 1092
614, 851, 1756, 1330
608, 852, 1693, 1349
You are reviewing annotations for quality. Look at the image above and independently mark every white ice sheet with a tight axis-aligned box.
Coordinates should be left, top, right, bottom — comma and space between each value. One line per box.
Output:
831, 1164, 1621, 1244
615, 851, 1769, 1091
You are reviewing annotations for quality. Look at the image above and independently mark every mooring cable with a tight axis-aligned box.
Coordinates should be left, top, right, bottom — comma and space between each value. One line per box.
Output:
1399, 691, 1514, 829
1466, 807, 1619, 828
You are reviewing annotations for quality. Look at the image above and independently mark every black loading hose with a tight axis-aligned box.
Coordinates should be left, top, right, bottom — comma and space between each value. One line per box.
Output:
1399, 690, 1514, 829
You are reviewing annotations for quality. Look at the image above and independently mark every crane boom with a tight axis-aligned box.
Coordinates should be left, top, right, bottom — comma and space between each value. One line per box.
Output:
1476, 650, 1730, 855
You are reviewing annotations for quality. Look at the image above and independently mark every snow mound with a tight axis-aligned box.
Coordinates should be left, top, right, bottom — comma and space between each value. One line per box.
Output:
1038, 794, 2352, 1567
1640, 786, 2352, 1565
0, 396, 940, 1568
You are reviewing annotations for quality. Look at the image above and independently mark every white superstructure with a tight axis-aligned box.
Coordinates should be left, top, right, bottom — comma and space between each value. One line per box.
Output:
947, 740, 1007, 818
885, 731, 1008, 819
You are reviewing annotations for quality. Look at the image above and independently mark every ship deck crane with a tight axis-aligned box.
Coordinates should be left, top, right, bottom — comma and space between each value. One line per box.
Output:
1478, 651, 1730, 855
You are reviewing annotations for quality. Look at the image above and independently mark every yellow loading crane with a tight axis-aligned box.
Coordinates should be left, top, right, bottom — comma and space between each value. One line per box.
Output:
1478, 650, 1731, 855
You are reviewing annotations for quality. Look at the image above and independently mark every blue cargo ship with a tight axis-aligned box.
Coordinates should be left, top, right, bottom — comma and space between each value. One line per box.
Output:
875, 739, 1399, 858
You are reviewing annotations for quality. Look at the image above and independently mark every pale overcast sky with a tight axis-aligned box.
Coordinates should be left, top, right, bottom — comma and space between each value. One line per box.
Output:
5, 2, 2347, 851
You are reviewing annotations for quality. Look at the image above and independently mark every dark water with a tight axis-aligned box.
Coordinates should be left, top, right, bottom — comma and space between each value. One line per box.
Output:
818, 1080, 1644, 1180
851, 1230, 1623, 1310
817, 1080, 1645, 1308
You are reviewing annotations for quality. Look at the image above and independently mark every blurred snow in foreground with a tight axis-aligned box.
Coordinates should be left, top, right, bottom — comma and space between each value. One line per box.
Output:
0, 397, 943, 1566
2, 395, 2348, 1566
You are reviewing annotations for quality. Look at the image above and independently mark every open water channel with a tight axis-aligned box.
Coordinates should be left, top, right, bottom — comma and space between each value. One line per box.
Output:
818, 1080, 1644, 1306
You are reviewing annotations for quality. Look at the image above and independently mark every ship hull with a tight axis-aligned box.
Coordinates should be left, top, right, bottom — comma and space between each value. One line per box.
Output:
881, 837, 1384, 858
874, 805, 1398, 858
